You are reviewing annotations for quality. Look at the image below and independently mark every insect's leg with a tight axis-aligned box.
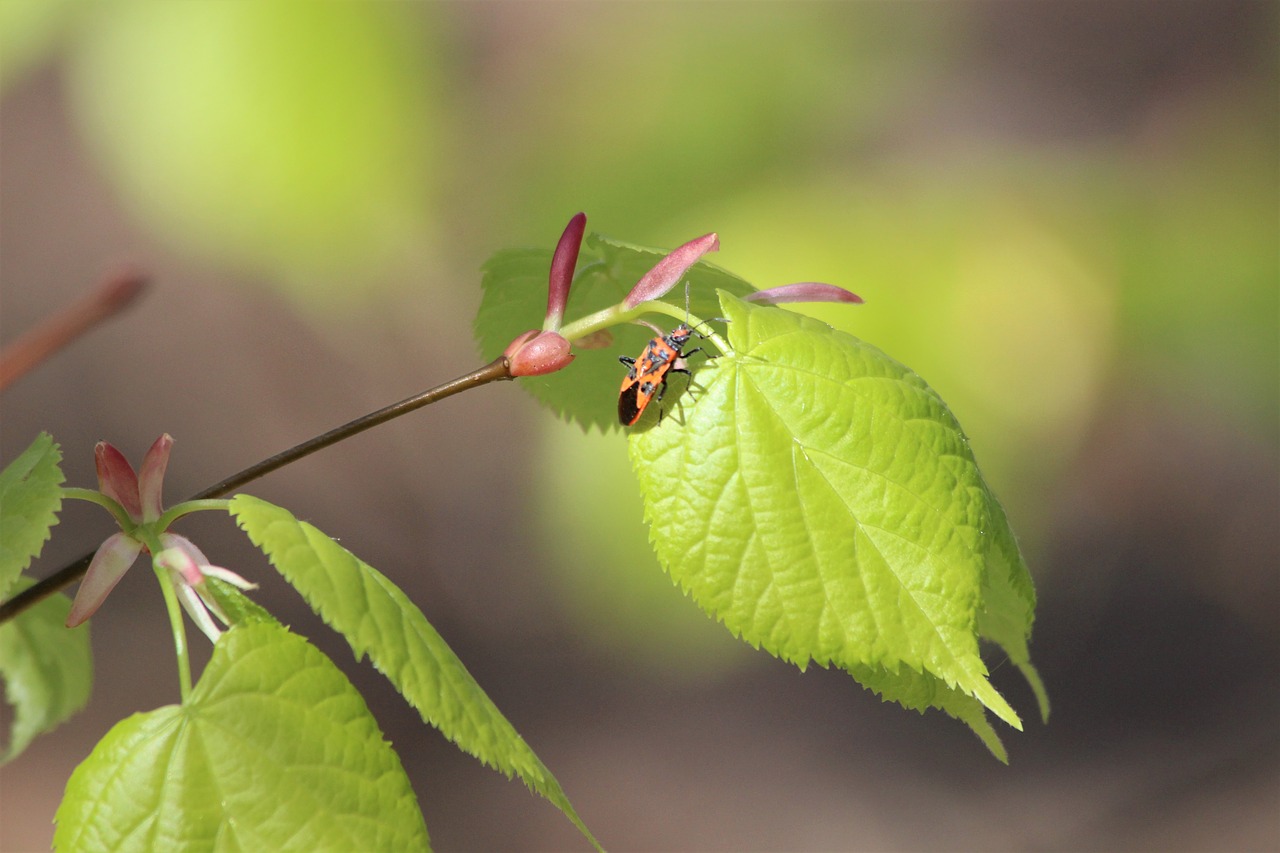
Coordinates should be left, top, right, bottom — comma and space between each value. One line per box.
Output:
657, 362, 708, 418
654, 373, 675, 403
656, 374, 673, 423
618, 355, 636, 366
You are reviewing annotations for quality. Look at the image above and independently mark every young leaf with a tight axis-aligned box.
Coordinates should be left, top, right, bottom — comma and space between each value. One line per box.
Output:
0, 579, 92, 765
476, 232, 754, 430
230, 494, 601, 851
54, 622, 427, 852
200, 575, 278, 628
629, 292, 1041, 755
0, 432, 64, 599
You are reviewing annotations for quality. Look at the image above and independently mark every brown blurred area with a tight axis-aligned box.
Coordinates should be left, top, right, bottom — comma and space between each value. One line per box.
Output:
2, 2, 1277, 850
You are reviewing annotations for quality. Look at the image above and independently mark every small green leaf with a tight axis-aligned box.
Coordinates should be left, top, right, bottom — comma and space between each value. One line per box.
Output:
230, 494, 601, 850
200, 575, 278, 628
476, 231, 755, 430
0, 432, 65, 600
631, 292, 1041, 755
54, 622, 427, 852
0, 578, 92, 764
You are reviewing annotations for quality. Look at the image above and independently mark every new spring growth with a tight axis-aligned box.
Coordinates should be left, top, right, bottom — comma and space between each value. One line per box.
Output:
615, 235, 863, 360
503, 213, 865, 377
621, 232, 721, 308
504, 212, 585, 377
745, 282, 865, 306
619, 235, 864, 314
65, 435, 253, 641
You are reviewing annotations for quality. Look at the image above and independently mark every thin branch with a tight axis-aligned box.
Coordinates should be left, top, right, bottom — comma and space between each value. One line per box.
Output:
0, 356, 514, 624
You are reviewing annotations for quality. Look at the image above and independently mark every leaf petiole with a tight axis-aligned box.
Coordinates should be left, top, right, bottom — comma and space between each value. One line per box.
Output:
61, 487, 134, 532
152, 559, 193, 702
560, 299, 733, 358
154, 499, 231, 531
626, 299, 733, 357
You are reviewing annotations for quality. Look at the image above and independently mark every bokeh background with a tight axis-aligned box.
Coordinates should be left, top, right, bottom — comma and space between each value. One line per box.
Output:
2, 2, 1276, 849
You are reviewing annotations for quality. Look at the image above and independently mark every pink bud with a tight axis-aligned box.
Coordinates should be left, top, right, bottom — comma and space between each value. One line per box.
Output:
546, 213, 586, 331
505, 330, 574, 377
623, 233, 720, 308
503, 330, 539, 358
66, 532, 144, 626
744, 282, 864, 306
95, 442, 142, 521
137, 434, 174, 522
156, 544, 206, 587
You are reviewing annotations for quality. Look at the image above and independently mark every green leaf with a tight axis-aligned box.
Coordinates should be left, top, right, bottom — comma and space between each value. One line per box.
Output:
230, 494, 601, 850
0, 432, 65, 600
476, 231, 756, 431
976, 495, 1050, 723
54, 622, 427, 852
849, 663, 1008, 764
630, 292, 1041, 755
199, 576, 278, 629
0, 578, 92, 765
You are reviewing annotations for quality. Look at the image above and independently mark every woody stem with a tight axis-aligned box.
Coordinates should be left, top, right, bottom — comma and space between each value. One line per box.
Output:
0, 357, 514, 625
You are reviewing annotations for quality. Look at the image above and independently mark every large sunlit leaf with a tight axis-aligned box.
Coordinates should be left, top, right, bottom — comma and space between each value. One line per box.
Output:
535, 421, 751, 680
0, 579, 91, 765
230, 494, 601, 850
476, 231, 755, 431
629, 292, 1042, 757
53, 622, 427, 852
0, 432, 64, 600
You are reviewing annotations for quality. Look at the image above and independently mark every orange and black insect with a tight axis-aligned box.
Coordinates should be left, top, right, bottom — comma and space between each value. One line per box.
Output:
617, 324, 708, 426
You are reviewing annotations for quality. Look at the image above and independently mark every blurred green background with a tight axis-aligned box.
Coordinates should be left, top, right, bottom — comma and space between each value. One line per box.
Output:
2, 2, 1276, 849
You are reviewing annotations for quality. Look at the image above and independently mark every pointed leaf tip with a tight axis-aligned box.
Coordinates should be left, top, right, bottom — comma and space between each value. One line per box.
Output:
230, 495, 601, 849
630, 293, 1030, 754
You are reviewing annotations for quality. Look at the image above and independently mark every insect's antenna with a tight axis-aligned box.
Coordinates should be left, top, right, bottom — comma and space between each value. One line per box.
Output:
682, 279, 726, 336
688, 309, 731, 339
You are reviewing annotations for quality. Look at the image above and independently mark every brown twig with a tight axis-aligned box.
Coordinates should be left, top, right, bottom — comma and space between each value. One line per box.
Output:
0, 268, 147, 392
0, 356, 514, 624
